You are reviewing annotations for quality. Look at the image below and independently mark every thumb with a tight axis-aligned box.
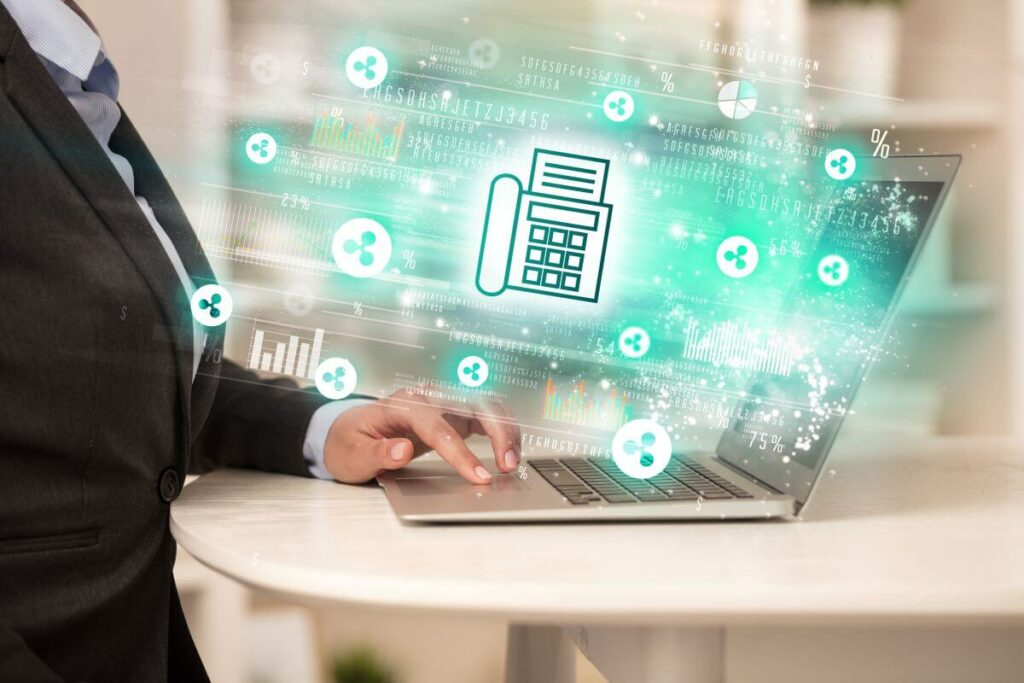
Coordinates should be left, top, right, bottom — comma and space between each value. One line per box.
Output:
377, 437, 414, 470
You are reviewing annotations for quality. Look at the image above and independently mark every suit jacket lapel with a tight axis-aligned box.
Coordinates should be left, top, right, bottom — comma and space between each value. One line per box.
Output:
0, 21, 196, 444
109, 115, 224, 438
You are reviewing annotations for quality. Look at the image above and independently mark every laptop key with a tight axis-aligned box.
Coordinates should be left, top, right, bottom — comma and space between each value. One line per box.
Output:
620, 484, 658, 495
695, 492, 733, 500
635, 493, 668, 502
530, 460, 561, 469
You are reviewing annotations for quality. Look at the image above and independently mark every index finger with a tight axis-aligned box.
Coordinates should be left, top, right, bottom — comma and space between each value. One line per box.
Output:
401, 406, 493, 484
470, 401, 522, 473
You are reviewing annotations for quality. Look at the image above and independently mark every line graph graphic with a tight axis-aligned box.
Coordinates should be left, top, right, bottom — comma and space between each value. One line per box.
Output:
194, 197, 334, 274
543, 378, 633, 431
309, 110, 405, 161
683, 318, 803, 376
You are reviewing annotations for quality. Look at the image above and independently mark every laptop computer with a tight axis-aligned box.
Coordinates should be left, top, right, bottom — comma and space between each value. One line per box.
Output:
378, 154, 961, 522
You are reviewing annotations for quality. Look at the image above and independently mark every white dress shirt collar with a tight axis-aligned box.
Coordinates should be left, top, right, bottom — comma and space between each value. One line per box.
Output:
0, 0, 102, 80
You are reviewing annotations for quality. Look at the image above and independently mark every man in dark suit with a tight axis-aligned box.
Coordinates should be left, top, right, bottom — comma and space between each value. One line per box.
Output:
0, 2, 521, 681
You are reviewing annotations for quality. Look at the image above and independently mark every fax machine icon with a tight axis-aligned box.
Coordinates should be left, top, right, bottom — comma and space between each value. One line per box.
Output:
475, 149, 613, 303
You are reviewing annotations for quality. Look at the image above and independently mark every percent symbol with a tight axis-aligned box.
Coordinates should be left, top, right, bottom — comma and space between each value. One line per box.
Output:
402, 249, 417, 270
870, 128, 891, 158
353, 301, 364, 316
660, 71, 675, 93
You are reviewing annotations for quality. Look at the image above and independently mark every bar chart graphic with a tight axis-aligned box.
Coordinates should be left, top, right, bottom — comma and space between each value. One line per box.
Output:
542, 378, 633, 432
247, 323, 325, 379
309, 110, 405, 161
683, 318, 803, 377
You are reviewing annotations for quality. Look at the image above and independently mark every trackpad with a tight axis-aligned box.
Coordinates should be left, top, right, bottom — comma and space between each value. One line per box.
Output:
395, 474, 528, 496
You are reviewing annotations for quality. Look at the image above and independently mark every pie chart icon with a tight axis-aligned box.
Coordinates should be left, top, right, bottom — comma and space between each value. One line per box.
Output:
717, 80, 757, 120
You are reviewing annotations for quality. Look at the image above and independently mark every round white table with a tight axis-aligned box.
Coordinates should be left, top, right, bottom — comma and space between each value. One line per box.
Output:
172, 436, 1024, 683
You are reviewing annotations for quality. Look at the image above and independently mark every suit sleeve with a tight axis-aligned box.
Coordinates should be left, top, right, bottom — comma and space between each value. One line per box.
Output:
188, 359, 331, 477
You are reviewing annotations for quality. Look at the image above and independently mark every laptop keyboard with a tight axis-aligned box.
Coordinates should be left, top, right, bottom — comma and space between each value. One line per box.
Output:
529, 456, 753, 505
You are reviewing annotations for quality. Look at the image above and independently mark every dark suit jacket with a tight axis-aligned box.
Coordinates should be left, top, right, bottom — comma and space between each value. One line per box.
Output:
0, 7, 331, 681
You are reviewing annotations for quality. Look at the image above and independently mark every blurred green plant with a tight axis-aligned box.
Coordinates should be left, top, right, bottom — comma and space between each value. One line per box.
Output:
331, 646, 397, 683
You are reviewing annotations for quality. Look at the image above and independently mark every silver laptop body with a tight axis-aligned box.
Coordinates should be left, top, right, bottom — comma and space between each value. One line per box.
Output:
379, 155, 960, 523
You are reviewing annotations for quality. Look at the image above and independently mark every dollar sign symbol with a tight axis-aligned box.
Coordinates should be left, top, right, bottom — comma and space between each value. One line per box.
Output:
120, 305, 127, 320
302, 60, 309, 76
803, 74, 811, 89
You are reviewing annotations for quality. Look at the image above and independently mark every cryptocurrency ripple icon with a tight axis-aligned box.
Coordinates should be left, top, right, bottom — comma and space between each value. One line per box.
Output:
345, 46, 389, 89
245, 132, 277, 165
817, 254, 850, 287
314, 357, 358, 400
190, 284, 233, 327
716, 236, 759, 279
250, 52, 282, 84
618, 326, 651, 359
468, 38, 500, 69
603, 90, 635, 123
717, 80, 757, 120
332, 218, 393, 278
612, 419, 672, 479
825, 148, 856, 181
457, 355, 489, 388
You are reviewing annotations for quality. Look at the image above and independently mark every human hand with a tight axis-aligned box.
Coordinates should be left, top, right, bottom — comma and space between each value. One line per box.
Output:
322, 388, 522, 485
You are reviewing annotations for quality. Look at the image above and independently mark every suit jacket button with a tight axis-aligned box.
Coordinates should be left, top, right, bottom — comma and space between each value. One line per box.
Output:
159, 467, 181, 503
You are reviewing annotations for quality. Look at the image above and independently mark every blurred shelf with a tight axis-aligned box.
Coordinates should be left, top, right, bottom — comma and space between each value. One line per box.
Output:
831, 99, 1001, 130
898, 283, 995, 317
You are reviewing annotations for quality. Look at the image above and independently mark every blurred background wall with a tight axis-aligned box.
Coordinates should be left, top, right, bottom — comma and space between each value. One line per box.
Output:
76, 1, 1024, 681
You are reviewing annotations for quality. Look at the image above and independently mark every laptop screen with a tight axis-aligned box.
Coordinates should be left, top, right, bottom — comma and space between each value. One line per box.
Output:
715, 165, 956, 507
